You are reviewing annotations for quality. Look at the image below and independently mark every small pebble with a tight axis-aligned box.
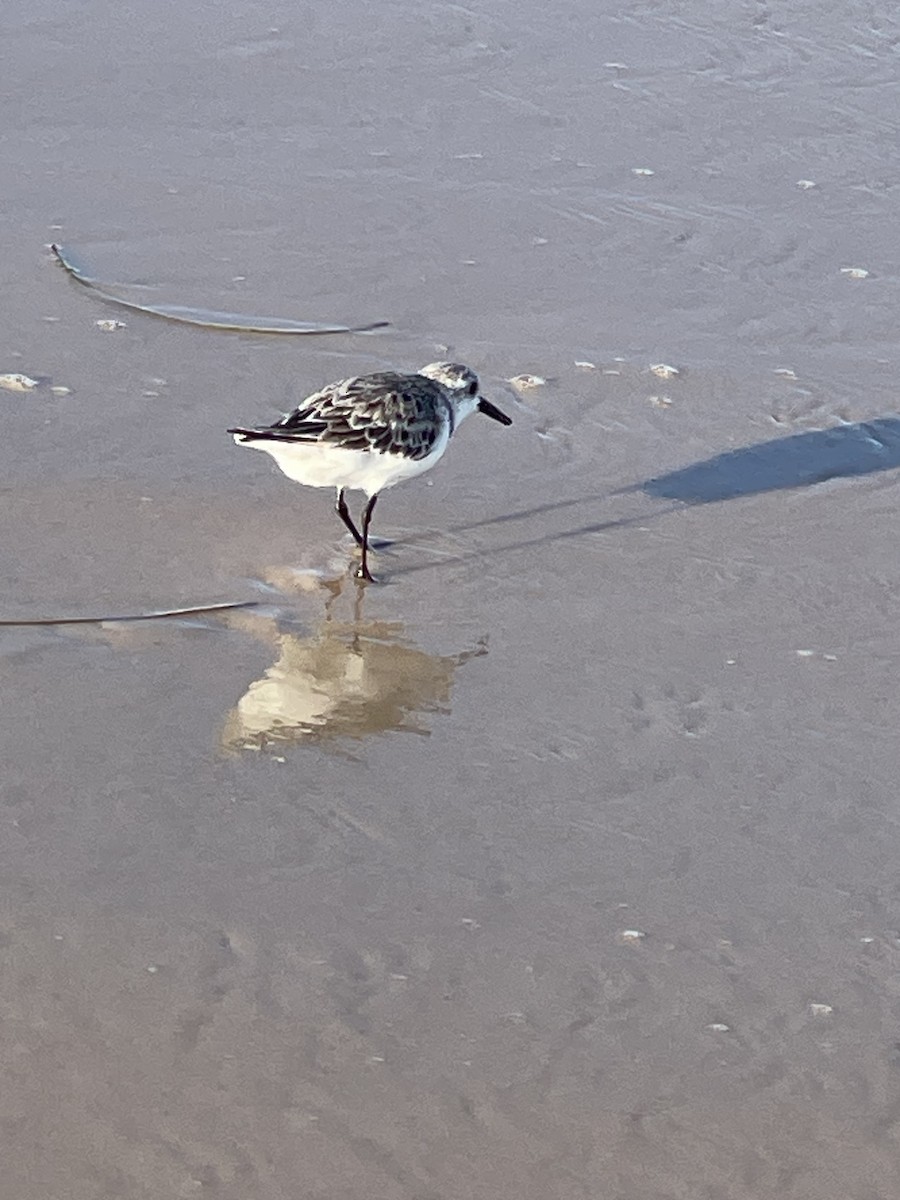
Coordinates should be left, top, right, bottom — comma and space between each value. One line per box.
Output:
649, 363, 679, 379
773, 368, 798, 379
808, 1002, 833, 1017
503, 1011, 528, 1025
508, 374, 547, 390
840, 267, 869, 279
618, 929, 646, 943
575, 360, 596, 370
50, 386, 71, 396
0, 372, 39, 391
649, 394, 673, 408
95, 319, 127, 331
796, 179, 817, 189
632, 167, 655, 176
707, 1022, 731, 1033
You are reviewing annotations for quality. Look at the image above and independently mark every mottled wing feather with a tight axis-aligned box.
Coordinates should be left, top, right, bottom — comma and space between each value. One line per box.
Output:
257, 372, 443, 461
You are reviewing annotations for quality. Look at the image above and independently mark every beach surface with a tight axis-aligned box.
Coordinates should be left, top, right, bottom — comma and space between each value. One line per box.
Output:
2, 2, 900, 1196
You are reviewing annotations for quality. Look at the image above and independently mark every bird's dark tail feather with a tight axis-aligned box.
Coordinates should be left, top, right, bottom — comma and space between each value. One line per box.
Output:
227, 425, 325, 444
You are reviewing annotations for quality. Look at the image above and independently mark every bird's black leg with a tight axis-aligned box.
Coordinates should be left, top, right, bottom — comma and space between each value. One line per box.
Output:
355, 494, 379, 583
334, 487, 364, 547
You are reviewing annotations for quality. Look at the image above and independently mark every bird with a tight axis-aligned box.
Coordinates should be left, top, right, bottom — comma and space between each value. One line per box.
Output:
228, 362, 512, 582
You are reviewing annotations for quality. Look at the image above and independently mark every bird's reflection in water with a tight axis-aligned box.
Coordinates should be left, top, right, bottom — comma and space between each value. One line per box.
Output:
222, 583, 486, 752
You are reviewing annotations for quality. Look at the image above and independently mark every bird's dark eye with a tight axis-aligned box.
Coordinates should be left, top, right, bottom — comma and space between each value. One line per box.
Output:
467, 380, 478, 396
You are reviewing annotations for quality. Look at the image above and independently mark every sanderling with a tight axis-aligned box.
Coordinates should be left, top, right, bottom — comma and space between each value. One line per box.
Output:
228, 362, 512, 582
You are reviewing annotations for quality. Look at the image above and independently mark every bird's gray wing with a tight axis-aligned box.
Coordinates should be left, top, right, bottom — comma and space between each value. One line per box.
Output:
257, 373, 444, 460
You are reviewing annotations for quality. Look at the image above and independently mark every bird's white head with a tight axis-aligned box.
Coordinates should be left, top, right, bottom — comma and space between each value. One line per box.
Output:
418, 362, 513, 428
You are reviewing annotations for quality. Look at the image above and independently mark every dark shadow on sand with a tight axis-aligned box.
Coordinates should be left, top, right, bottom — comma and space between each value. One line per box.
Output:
388, 417, 900, 576
387, 508, 682, 576
637, 417, 900, 504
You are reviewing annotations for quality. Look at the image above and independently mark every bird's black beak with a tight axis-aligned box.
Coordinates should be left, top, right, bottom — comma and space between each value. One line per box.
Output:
477, 397, 513, 426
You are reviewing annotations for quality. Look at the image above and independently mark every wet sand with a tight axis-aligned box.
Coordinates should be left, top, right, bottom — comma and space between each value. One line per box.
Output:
3, 1, 900, 1196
